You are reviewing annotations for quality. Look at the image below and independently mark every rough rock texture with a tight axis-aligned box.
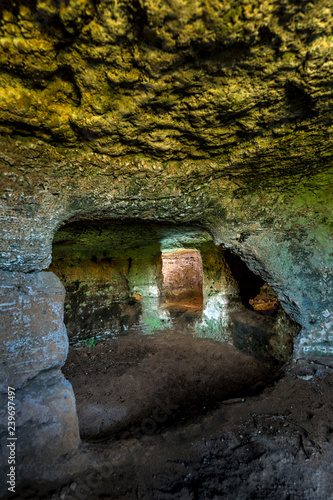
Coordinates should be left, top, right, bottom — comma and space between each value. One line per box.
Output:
0, 271, 80, 488
0, 370, 80, 491
0, 0, 332, 159
0, 136, 331, 354
0, 270, 68, 390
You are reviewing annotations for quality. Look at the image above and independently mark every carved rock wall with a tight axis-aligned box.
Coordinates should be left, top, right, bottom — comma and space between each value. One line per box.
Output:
0, 137, 331, 355
0, 271, 68, 390
0, 270, 80, 485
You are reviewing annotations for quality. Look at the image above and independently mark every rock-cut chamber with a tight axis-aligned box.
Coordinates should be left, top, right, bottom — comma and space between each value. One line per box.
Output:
49, 219, 298, 439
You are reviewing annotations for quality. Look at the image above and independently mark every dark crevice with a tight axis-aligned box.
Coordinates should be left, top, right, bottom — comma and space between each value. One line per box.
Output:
284, 81, 317, 118
258, 26, 282, 55
3, 119, 53, 138
126, 0, 149, 40
54, 67, 82, 105
190, 41, 251, 65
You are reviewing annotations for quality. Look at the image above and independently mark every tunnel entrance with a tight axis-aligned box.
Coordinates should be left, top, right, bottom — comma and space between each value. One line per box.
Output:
50, 219, 298, 441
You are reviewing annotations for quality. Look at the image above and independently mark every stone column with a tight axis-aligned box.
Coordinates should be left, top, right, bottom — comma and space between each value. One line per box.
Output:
195, 242, 241, 340
0, 270, 80, 485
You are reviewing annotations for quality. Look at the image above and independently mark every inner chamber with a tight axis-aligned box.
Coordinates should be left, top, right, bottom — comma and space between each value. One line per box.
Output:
49, 219, 298, 440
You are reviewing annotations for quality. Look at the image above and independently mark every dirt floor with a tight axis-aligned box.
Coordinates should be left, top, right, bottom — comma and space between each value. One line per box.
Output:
62, 331, 281, 441
7, 347, 333, 500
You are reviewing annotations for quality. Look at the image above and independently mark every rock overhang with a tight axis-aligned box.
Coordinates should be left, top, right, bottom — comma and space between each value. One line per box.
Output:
0, 0, 332, 362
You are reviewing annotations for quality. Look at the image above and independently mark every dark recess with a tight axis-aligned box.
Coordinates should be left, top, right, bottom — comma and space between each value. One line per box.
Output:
127, 0, 149, 40
284, 81, 316, 118
223, 249, 265, 308
258, 25, 282, 54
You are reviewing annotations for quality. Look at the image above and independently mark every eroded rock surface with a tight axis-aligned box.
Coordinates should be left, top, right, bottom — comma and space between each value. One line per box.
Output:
0, 0, 332, 159
0, 370, 80, 491
0, 270, 68, 390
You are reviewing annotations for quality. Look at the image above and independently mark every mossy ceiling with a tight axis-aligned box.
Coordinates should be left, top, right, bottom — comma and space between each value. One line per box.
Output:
0, 0, 332, 166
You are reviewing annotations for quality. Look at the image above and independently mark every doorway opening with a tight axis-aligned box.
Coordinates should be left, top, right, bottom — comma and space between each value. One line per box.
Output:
160, 248, 204, 326
223, 250, 279, 316
162, 248, 203, 306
